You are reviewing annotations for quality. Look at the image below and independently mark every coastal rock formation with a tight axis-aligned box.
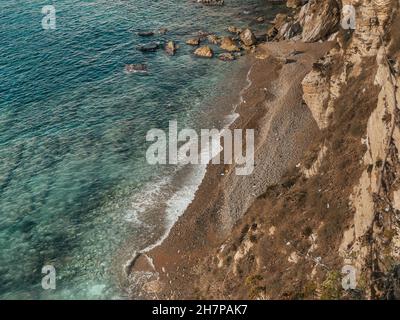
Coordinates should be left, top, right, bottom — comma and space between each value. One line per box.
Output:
194, 46, 213, 58
300, 0, 340, 42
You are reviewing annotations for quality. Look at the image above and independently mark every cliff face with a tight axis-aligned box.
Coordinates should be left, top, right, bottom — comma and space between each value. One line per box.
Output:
194, 0, 400, 299
299, 0, 400, 298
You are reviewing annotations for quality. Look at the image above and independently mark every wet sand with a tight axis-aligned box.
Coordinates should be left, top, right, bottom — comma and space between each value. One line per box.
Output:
127, 40, 335, 299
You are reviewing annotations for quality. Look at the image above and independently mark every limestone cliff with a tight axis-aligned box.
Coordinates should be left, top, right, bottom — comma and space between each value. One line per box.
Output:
195, 0, 400, 299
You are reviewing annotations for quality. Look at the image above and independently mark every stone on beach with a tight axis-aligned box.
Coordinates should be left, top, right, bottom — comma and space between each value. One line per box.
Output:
194, 46, 213, 58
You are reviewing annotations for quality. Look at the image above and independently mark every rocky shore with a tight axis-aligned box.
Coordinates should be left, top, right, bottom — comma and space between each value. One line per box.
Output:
126, 0, 400, 300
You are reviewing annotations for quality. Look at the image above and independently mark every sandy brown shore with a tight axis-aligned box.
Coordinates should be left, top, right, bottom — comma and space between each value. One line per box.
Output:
128, 40, 335, 299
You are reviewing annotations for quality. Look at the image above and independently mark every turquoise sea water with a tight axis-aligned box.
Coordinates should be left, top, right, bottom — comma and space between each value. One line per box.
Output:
0, 0, 279, 299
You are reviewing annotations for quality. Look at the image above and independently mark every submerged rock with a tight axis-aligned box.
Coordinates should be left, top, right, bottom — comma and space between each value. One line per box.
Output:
138, 31, 154, 37
220, 37, 240, 52
197, 30, 211, 39
218, 52, 235, 61
197, 0, 224, 6
124, 64, 148, 73
207, 34, 220, 45
158, 27, 168, 35
227, 26, 243, 35
165, 41, 177, 55
240, 28, 256, 46
137, 42, 160, 52
186, 38, 200, 46
194, 46, 213, 58
255, 16, 265, 23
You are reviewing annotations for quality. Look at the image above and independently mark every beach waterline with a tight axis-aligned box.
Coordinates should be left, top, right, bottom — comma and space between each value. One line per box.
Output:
0, 0, 282, 299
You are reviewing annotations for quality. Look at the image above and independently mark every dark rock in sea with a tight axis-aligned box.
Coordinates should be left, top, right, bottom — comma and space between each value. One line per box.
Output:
218, 52, 235, 61
138, 31, 155, 37
124, 64, 148, 73
165, 41, 177, 56
137, 42, 160, 52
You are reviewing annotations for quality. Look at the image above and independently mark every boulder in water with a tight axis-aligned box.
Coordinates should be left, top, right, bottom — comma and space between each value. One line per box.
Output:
186, 38, 200, 46
194, 46, 213, 58
218, 52, 235, 61
220, 37, 240, 52
165, 41, 177, 56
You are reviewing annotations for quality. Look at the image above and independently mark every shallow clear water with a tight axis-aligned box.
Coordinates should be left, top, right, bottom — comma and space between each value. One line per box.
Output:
0, 0, 280, 299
